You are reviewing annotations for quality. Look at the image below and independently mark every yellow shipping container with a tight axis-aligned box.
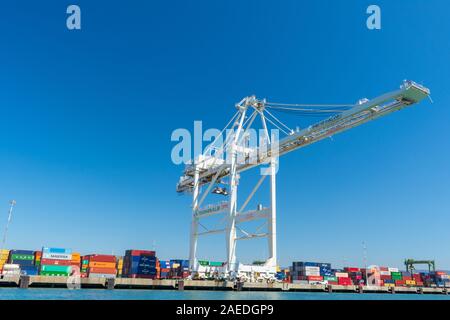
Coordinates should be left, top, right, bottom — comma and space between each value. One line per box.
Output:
405, 280, 416, 285
384, 283, 395, 287
0, 249, 9, 255
89, 261, 116, 268
72, 253, 81, 260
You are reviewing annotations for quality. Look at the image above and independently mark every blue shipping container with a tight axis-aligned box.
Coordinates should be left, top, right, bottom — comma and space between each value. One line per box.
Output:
10, 250, 35, 255
20, 266, 39, 276
11, 259, 35, 266
42, 247, 72, 254
139, 255, 157, 263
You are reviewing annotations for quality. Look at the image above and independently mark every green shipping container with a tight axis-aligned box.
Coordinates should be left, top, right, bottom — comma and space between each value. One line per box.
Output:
11, 254, 34, 261
39, 271, 69, 277
198, 260, 209, 266
40, 265, 71, 273
208, 261, 223, 267
324, 276, 337, 282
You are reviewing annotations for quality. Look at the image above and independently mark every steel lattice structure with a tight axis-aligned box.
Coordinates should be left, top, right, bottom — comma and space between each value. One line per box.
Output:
176, 80, 430, 281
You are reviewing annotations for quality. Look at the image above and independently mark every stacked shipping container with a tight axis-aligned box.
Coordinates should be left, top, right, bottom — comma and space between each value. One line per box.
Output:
170, 259, 190, 278
0, 249, 9, 273
116, 257, 123, 277
84, 254, 117, 278
40, 247, 72, 276
122, 250, 157, 279
9, 250, 39, 275
159, 260, 171, 279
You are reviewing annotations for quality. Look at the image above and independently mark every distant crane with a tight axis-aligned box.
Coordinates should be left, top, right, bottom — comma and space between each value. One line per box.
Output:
176, 81, 430, 280
404, 259, 436, 273
1, 200, 16, 251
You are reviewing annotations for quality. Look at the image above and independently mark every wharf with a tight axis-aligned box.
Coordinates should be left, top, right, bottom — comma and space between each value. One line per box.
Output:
0, 275, 448, 295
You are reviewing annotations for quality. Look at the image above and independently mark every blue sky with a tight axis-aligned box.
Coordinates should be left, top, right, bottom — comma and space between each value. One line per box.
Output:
0, 1, 449, 269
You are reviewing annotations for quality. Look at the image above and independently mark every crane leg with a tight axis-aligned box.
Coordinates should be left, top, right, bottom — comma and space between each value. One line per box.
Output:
189, 168, 200, 273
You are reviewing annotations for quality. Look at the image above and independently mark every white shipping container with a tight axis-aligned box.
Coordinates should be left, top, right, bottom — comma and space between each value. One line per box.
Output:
304, 270, 321, 276
42, 253, 72, 260
388, 267, 399, 272
2, 270, 20, 276
2, 264, 20, 270
380, 271, 391, 276
303, 266, 320, 272
292, 280, 309, 285
335, 272, 349, 278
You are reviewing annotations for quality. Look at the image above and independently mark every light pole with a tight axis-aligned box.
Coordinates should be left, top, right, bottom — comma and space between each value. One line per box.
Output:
362, 241, 368, 286
1, 200, 16, 252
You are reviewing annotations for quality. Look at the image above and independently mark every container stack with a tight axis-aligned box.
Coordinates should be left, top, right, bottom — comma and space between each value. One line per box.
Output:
412, 273, 424, 286
85, 254, 117, 278
122, 250, 157, 279
291, 262, 323, 283
71, 252, 81, 272
170, 259, 190, 278
335, 271, 352, 286
34, 251, 42, 268
9, 250, 39, 275
116, 257, 123, 277
345, 267, 363, 285
434, 271, 450, 287
159, 260, 171, 279
40, 247, 72, 276
2, 264, 20, 276
0, 249, 9, 273
80, 256, 89, 277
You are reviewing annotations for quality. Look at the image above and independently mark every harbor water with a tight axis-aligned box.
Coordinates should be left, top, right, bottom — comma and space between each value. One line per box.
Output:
0, 288, 449, 300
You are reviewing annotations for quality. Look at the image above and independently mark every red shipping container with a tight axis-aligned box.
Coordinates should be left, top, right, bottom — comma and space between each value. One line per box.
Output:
436, 271, 446, 276
379, 280, 384, 286
86, 255, 116, 263
395, 280, 405, 286
327, 281, 338, 285
40, 258, 72, 266
127, 250, 155, 256
344, 267, 360, 273
416, 281, 424, 286
338, 277, 353, 285
402, 276, 412, 281
307, 276, 323, 281
380, 275, 392, 280
380, 267, 388, 271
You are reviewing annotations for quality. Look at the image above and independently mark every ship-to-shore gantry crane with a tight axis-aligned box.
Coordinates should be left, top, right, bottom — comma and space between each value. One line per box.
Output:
176, 80, 430, 281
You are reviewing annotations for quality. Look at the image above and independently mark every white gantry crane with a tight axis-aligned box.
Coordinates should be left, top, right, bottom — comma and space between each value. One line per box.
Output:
176, 80, 430, 281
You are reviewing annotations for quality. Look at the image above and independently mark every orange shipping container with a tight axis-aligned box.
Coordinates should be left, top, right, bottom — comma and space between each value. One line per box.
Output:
72, 252, 81, 259
88, 267, 117, 274
89, 261, 116, 268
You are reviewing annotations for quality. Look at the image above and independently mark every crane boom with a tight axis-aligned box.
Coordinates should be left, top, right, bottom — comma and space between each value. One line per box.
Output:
177, 80, 430, 193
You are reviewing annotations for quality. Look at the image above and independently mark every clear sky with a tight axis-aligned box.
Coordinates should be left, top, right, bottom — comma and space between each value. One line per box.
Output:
0, 1, 449, 269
